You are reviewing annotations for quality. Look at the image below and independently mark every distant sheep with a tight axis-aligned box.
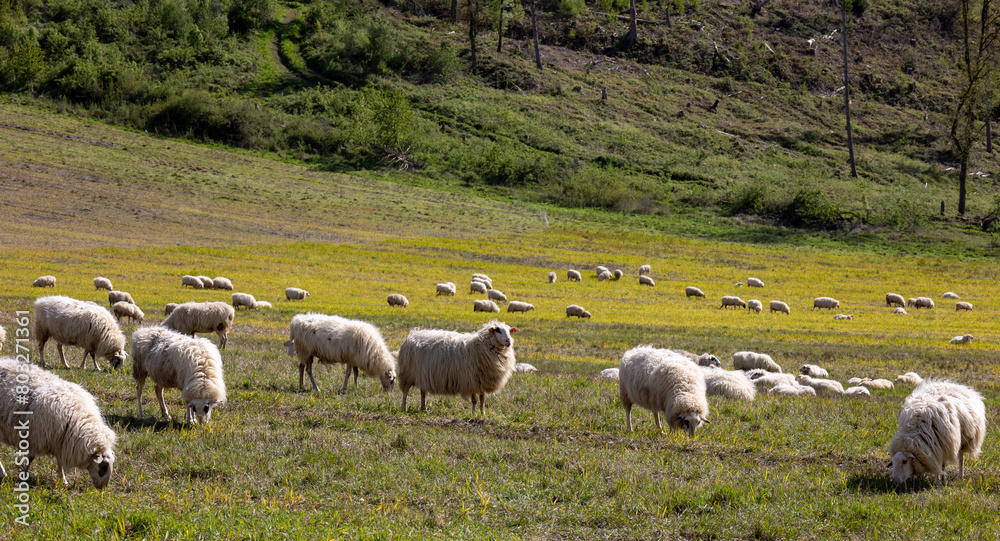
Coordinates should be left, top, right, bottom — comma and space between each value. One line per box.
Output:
548, 272, 557, 284
507, 301, 535, 314
795, 374, 844, 396
567, 270, 582, 282
285, 287, 310, 300
860, 378, 894, 390
436, 282, 457, 296
164, 303, 178, 316
514, 363, 538, 374
0, 357, 115, 488
949, 334, 973, 345
906, 298, 917, 307
398, 320, 518, 414
613, 269, 623, 280
747, 299, 762, 313
942, 292, 960, 299
769, 301, 791, 315
914, 297, 935, 309
886, 293, 905, 307
747, 277, 764, 288
285, 313, 397, 393
112, 301, 145, 325
896, 372, 923, 386
34, 296, 128, 371
685, 286, 706, 298
813, 297, 840, 310
93, 277, 113, 291
700, 366, 755, 401
598, 270, 613, 282
734, 281, 743, 287
892, 307, 907, 315
162, 301, 235, 349
131, 327, 226, 424
566, 305, 591, 318
619, 346, 710, 435
768, 384, 816, 397
598, 368, 619, 381
181, 275, 204, 289
639, 275, 655, 287
387, 294, 409, 308
847, 377, 864, 385
720, 296, 746, 309
748, 371, 798, 389
595, 266, 609, 276
638, 265, 651, 275
674, 350, 721, 368
213, 277, 234, 291
733, 351, 781, 373
33, 275, 56, 288
472, 277, 493, 290
257, 301, 272, 309
956, 302, 973, 311
799, 364, 829, 378
845, 386, 871, 398
470, 281, 488, 294
472, 273, 491, 282
197, 276, 214, 289
231, 293, 258, 310
108, 291, 135, 307
488, 289, 508, 303
834, 314, 853, 320
473, 299, 500, 313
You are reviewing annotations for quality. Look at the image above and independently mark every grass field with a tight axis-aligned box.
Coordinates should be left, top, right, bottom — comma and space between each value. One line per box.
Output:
1, 106, 999, 539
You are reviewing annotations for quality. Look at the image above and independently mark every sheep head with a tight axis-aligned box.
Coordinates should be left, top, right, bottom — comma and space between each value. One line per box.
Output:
108, 350, 128, 370
673, 413, 710, 437
889, 451, 916, 486
185, 399, 220, 424
380, 369, 397, 392
89, 452, 115, 489
486, 322, 516, 348
284, 339, 296, 356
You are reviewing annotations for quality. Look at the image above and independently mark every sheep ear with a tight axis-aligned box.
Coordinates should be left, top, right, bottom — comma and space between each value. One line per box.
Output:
93, 454, 103, 463
906, 453, 915, 459
701, 417, 711, 425
509, 328, 518, 333
184, 401, 195, 409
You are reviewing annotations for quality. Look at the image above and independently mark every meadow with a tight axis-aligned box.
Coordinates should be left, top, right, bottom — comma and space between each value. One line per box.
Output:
1, 106, 999, 539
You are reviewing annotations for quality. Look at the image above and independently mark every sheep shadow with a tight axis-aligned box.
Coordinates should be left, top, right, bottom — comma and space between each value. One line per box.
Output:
106, 414, 192, 433
845, 473, 933, 494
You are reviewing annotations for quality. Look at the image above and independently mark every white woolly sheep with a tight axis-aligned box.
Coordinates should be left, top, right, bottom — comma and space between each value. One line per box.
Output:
799, 364, 829, 378
813, 297, 840, 310
598, 368, 619, 381
619, 346, 710, 435
732, 351, 781, 373
164, 303, 178, 316
685, 286, 706, 298
285, 313, 397, 394
674, 350, 722, 368
436, 282, 457, 296
769, 300, 791, 315
285, 287, 310, 300
914, 297, 935, 309
888, 380, 986, 486
597, 270, 612, 282
768, 384, 816, 397
834, 314, 854, 320
231, 292, 258, 310
795, 374, 844, 396
942, 292, 960, 299
472, 273, 492, 282
595, 266, 610, 276
197, 276, 215, 289
956, 302, 973, 311
749, 372, 798, 389
131, 327, 226, 424
0, 357, 115, 488
108, 291, 135, 307
112, 301, 145, 325
213, 277, 234, 291
614, 269, 623, 280
896, 372, 923, 386
734, 281, 744, 287
33, 275, 56, 288
639, 275, 655, 287
473, 299, 501, 313
886, 293, 905, 307
548, 272, 557, 283
892, 307, 907, 315
906, 298, 917, 307
747, 277, 764, 288
34, 296, 128, 371
567, 269, 582, 282
747, 299, 762, 313
720, 296, 746, 309
257, 301, 272, 309
566, 305, 591, 318
398, 320, 518, 414
488, 289, 508, 303
472, 277, 493, 290
699, 366, 756, 401
847, 377, 865, 385
860, 378, 894, 390
638, 265, 651, 275
181, 275, 204, 289
845, 386, 871, 398
162, 301, 235, 350
470, 281, 488, 294
514, 363, 538, 374
507, 301, 535, 314
387, 294, 409, 308
93, 277, 113, 291
0, 325, 5, 353
949, 334, 974, 345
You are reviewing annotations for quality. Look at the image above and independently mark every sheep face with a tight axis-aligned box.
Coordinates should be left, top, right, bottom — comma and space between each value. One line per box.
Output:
489, 324, 517, 348
284, 339, 296, 356
380, 369, 397, 392
88, 452, 115, 489
672, 413, 709, 437
185, 399, 219, 424
108, 350, 128, 370
889, 451, 916, 486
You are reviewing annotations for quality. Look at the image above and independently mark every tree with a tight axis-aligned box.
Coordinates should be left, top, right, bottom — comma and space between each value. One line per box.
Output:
464, 0, 490, 71
841, 0, 858, 178
623, 0, 638, 45
530, 0, 542, 70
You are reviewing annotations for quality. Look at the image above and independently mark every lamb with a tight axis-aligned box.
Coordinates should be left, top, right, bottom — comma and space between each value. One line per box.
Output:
914, 297, 935, 309
181, 275, 204, 289
769, 301, 791, 315
514, 363, 538, 374
720, 296, 746, 309
398, 320, 518, 414
473, 299, 501, 313
685, 286, 706, 298
896, 372, 923, 386
892, 307, 907, 315
595, 266, 610, 276
906, 298, 917, 307
387, 294, 409, 308
164, 303, 178, 316
942, 292, 960, 299
470, 281, 488, 294
598, 270, 613, 282
436, 282, 457, 296
488, 289, 508, 303
613, 269, 623, 280
638, 265, 651, 275
213, 277, 234, 291
768, 384, 816, 397
548, 272, 557, 283
285, 313, 397, 393
93, 277, 113, 291
794, 374, 844, 396
231, 292, 258, 310
747, 277, 764, 288
566, 305, 591, 318
949, 334, 974, 345
131, 327, 226, 424
567, 270, 582, 282
618, 346, 710, 435
860, 378, 894, 390
639, 275, 655, 287
834, 314, 854, 320
285, 287, 310, 300
845, 386, 871, 398
747, 299, 763, 313
888, 380, 986, 486
813, 297, 840, 310
748, 372, 798, 389
956, 302, 973, 311
699, 366, 756, 401
507, 301, 535, 314
197, 276, 215, 289
34, 296, 128, 371
112, 301, 145, 325
732, 351, 781, 373
0, 357, 116, 488
33, 275, 56, 288
162, 301, 235, 350
598, 368, 619, 381
674, 350, 722, 368
885, 293, 905, 307
799, 364, 829, 378
108, 291, 135, 307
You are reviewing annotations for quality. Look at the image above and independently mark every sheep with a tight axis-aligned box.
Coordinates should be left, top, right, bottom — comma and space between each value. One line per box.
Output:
885, 293, 905, 307
567, 270, 582, 282
834, 314, 854, 320
0, 325, 5, 353
0, 357, 116, 488
896, 372, 923, 386
398, 320, 518, 414
470, 281, 488, 294
162, 301, 235, 350
674, 350, 722, 368
813, 297, 840, 310
734, 281, 743, 287
257, 301, 272, 309
285, 287, 310, 300
685, 286, 706, 298
639, 275, 655, 287
436, 282, 457, 296
749, 372, 799, 389
769, 300, 791, 315
638, 265, 651, 275
112, 301, 145, 325
845, 386, 871, 398
956, 302, 973, 311
472, 273, 492, 283
860, 378, 894, 390
93, 277, 113, 291
597, 270, 613, 282
732, 351, 781, 373
164, 303, 178, 316
888, 380, 986, 486
699, 366, 756, 401
181, 275, 204, 289
488, 289, 508, 303
906, 298, 917, 307
387, 294, 409, 308
473, 299, 501, 313
197, 276, 215, 289
614, 269, 624, 280
131, 327, 226, 424
566, 305, 591, 318
231, 292, 258, 310
747, 299, 763, 313
799, 364, 829, 378
34, 296, 128, 371
795, 374, 844, 396
720, 296, 746, 309
548, 272, 557, 284
914, 297, 935, 309
213, 277, 234, 291
942, 292, 960, 299
892, 307, 907, 315
514, 363, 538, 374
618, 346, 710, 435
472, 277, 493, 290
949, 334, 974, 345
285, 313, 397, 394
847, 377, 865, 385
747, 277, 764, 288
598, 368, 619, 381
507, 301, 535, 314
768, 384, 816, 397
33, 275, 56, 288
108, 291, 135, 307
595, 266, 610, 276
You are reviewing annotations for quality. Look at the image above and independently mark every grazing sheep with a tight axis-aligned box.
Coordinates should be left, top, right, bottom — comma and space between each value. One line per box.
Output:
949, 334, 974, 345
514, 363, 538, 374
507, 301, 535, 314
749, 372, 799, 389
888, 380, 986, 486
473, 299, 501, 313
747, 299, 763, 313
34, 296, 128, 371
436, 282, 457, 296
93, 277, 113, 291
896, 372, 923, 386
257, 301, 272, 309
639, 275, 655, 287
847, 377, 865, 385
387, 294, 409, 308
598, 368, 619, 381
769, 300, 791, 315
674, 350, 722, 368
488, 289, 508, 303
567, 270, 582, 282
472, 273, 491, 282
699, 366, 756, 401
619, 346, 710, 435
956, 302, 973, 311
112, 301, 144, 325
795, 374, 845, 396
108, 291, 135, 307
398, 320, 518, 414
472, 278, 493, 290
799, 364, 829, 378
284, 313, 397, 393
614, 269, 624, 280
906, 298, 917, 307
892, 307, 907, 315
813, 297, 840, 310
598, 270, 613, 282
0, 326, 5, 353
886, 293, 905, 307
734, 281, 743, 287
595, 266, 610, 276
861, 378, 895, 390
285, 287, 310, 300
845, 386, 871, 398
720, 296, 746, 309
685, 286, 706, 298
164, 303, 178, 316
768, 384, 816, 397
162, 301, 235, 350
131, 327, 226, 424
197, 276, 215, 289
942, 292, 960, 299
181, 275, 204, 289
213, 277, 234, 291
231, 292, 258, 310
834, 314, 854, 320
566, 305, 591, 318
914, 297, 935, 309
470, 281, 488, 294
638, 265, 651, 275
0, 357, 116, 488
548, 272, 557, 284
747, 277, 764, 288
33, 275, 57, 288
732, 351, 782, 373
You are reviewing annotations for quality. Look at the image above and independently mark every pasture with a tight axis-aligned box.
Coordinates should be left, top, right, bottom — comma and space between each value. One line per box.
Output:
1, 106, 999, 539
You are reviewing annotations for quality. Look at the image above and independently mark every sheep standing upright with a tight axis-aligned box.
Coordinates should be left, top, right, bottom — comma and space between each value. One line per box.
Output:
181, 275, 204, 289
566, 305, 591, 318
131, 327, 226, 424
108, 291, 135, 307
231, 292, 258, 310
813, 297, 840, 310
747, 277, 764, 288
285, 287, 310, 300
0, 357, 116, 488
885, 293, 905, 307
473, 299, 501, 313
506, 301, 535, 313
638, 264, 651, 275
285, 314, 397, 393
720, 296, 746, 309
618, 346, 710, 435
470, 281, 488, 294
33, 275, 57, 287
34, 296, 128, 371
914, 297, 935, 309
639, 276, 655, 287
548, 272, 557, 283
213, 277, 234, 290
162, 301, 235, 350
769, 301, 791, 315
747, 299, 763, 313
567, 270, 582, 282
398, 321, 517, 414
436, 282, 457, 296
732, 351, 782, 373
685, 286, 706, 298
93, 277, 114, 291
112, 301, 145, 325
387, 294, 409, 308
956, 302, 973, 311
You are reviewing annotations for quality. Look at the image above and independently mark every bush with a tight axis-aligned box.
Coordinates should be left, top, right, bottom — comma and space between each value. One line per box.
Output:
780, 188, 841, 227
146, 90, 275, 149
349, 86, 416, 164
416, 43, 461, 84
228, 0, 275, 34
724, 182, 769, 216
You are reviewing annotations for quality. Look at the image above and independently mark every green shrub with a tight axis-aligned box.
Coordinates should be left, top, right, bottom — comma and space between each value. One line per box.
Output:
724, 182, 769, 216
417, 43, 461, 84
228, 0, 274, 34
349, 86, 416, 162
781, 188, 841, 227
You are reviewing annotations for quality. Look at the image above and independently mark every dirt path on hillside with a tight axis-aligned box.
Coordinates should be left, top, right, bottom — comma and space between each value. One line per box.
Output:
268, 8, 333, 84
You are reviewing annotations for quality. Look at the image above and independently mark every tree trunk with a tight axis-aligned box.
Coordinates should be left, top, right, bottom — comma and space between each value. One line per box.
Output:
625, 0, 638, 44
959, 157, 968, 215
987, 108, 994, 153
497, 7, 504, 53
531, 0, 542, 70
841, 0, 858, 178
468, 0, 478, 71
665, 2, 671, 25
451, 0, 457, 20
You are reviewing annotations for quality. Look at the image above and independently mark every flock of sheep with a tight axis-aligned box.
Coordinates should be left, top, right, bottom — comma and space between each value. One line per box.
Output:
0, 265, 989, 491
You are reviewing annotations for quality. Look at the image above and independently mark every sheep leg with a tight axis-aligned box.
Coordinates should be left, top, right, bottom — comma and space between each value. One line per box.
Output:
56, 460, 68, 487
959, 453, 965, 479
654, 411, 662, 430
154, 385, 171, 421
218, 331, 227, 350
340, 365, 352, 394
307, 361, 320, 393
0, 459, 6, 480
401, 389, 408, 411
19, 457, 33, 479
420, 389, 427, 412
57, 344, 71, 369
38, 336, 49, 368
298, 363, 306, 391
353, 366, 359, 387
624, 403, 633, 432
479, 394, 486, 415
136, 378, 146, 417
89, 352, 103, 372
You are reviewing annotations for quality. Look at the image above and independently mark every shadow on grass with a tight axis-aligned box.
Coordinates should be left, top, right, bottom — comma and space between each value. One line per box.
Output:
107, 414, 190, 433
845, 473, 933, 494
